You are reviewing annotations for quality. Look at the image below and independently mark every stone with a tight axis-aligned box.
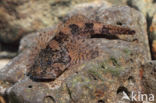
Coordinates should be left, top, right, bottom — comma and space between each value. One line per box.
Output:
127, 0, 155, 17
141, 61, 156, 96
104, 0, 127, 4
0, 59, 10, 70
126, 0, 156, 58
94, 0, 156, 60
0, 5, 151, 103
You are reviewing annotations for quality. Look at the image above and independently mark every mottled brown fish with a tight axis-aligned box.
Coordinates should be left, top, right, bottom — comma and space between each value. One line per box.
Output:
27, 15, 135, 81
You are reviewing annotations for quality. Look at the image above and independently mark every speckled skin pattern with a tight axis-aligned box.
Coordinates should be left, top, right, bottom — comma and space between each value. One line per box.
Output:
27, 15, 135, 81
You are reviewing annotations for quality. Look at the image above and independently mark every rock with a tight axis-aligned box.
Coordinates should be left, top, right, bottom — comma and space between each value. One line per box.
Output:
141, 61, 156, 96
0, 5, 151, 103
126, 0, 156, 56
0, 0, 104, 43
127, 0, 155, 17
104, 0, 156, 60
0, 59, 10, 70
101, 0, 156, 16
68, 0, 112, 17
104, 0, 127, 4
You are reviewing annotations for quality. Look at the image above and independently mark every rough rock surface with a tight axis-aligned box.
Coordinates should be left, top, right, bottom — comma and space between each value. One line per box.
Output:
0, 5, 152, 103
0, 59, 10, 70
141, 61, 156, 97
103, 0, 156, 60
126, 0, 155, 17
126, 0, 156, 55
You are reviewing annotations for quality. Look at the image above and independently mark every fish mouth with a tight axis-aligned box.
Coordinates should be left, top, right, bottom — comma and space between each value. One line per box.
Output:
28, 74, 56, 82
27, 70, 56, 82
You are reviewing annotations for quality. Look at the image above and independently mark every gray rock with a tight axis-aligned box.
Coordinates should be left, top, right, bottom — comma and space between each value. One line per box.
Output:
126, 0, 156, 53
127, 0, 156, 17
0, 5, 151, 103
0, 59, 10, 70
141, 61, 156, 96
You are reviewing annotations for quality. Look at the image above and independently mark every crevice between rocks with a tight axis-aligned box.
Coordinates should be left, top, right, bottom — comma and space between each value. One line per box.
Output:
146, 13, 154, 60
